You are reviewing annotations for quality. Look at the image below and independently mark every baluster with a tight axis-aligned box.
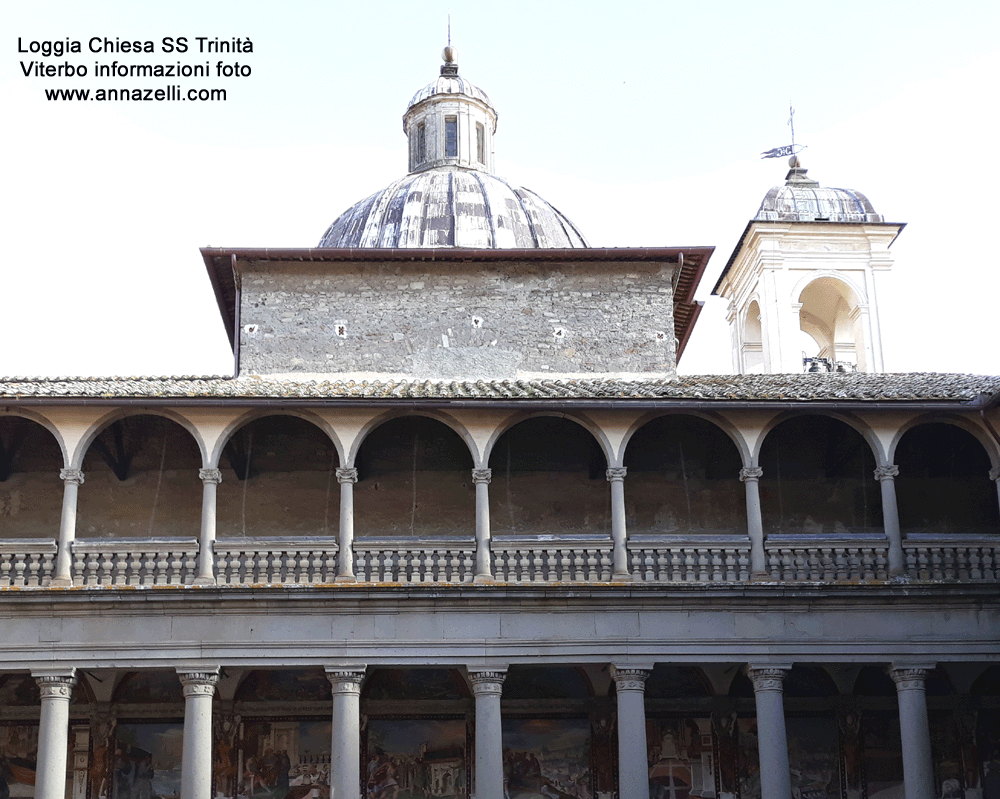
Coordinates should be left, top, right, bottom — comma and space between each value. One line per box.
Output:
84, 550, 101, 586
424, 549, 436, 583
581, 548, 594, 582
516, 549, 529, 583
915, 547, 929, 581
167, 550, 181, 586
110, 551, 125, 587
948, 547, 962, 581
528, 549, 542, 583
710, 549, 723, 582
697, 548, 710, 582
859, 547, 875, 581
384, 549, 396, 583
40, 551, 55, 587
968, 547, 982, 581
642, 549, 655, 582
559, 548, 572, 582
0, 553, 11, 587
153, 550, 168, 586
873, 545, 887, 580
930, 548, 943, 581
13, 553, 27, 587
737, 548, 750, 581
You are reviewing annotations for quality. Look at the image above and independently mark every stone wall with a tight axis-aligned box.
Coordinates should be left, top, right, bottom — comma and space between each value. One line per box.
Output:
238, 260, 678, 378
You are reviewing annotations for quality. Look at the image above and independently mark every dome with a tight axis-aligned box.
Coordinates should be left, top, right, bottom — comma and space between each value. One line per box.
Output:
755, 159, 883, 223
318, 166, 588, 248
406, 74, 493, 114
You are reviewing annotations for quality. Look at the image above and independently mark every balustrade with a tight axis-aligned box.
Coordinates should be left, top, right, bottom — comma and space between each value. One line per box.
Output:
353, 539, 475, 583
765, 536, 889, 582
0, 539, 56, 587
628, 536, 750, 582
215, 537, 339, 585
492, 536, 612, 583
71, 538, 199, 587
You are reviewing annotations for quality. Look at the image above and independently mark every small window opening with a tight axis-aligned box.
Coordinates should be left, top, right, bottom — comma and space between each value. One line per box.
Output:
445, 116, 458, 158
416, 122, 426, 164
476, 122, 485, 163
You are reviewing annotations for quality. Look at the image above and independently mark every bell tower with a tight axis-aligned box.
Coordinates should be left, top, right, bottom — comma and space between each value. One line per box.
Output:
713, 157, 904, 374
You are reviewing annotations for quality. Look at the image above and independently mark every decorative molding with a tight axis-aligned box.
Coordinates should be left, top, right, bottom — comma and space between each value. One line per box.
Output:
888, 667, 929, 692
746, 666, 788, 693
605, 467, 627, 483
59, 469, 85, 485
874, 465, 899, 481
739, 467, 763, 482
472, 468, 492, 485
34, 672, 77, 700
609, 666, 649, 692
468, 670, 507, 697
177, 669, 220, 698
336, 467, 359, 484
199, 468, 223, 484
326, 668, 366, 695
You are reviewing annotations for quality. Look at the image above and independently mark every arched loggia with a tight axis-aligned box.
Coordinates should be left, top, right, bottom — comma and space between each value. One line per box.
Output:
0, 415, 64, 539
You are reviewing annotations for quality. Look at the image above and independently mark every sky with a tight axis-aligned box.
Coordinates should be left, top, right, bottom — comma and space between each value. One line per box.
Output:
3, 0, 998, 378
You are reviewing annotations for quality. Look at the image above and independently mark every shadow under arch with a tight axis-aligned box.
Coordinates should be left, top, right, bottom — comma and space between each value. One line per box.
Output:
487, 414, 610, 537
481, 409, 615, 469
347, 407, 479, 467
353, 414, 475, 539
72, 407, 208, 470
623, 413, 746, 535
0, 413, 66, 539
212, 408, 346, 470
757, 412, 884, 535
0, 408, 70, 467
619, 409, 751, 466
752, 409, 885, 468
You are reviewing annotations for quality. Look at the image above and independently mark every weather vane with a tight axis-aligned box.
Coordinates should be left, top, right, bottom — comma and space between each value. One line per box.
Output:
760, 103, 807, 159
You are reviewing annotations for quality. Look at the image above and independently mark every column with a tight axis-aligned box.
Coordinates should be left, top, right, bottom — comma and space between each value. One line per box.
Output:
32, 668, 77, 799
889, 665, 936, 799
195, 468, 222, 585
991, 467, 1000, 520
607, 467, 630, 580
177, 667, 220, 799
874, 465, 904, 575
326, 667, 366, 799
52, 469, 84, 586
472, 469, 493, 582
469, 670, 506, 799
740, 467, 767, 576
336, 468, 358, 582
747, 666, 791, 799
610, 665, 650, 799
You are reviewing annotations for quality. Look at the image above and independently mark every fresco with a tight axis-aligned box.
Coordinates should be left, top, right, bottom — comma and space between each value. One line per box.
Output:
502, 718, 591, 799
785, 717, 842, 799
113, 673, 181, 705
363, 670, 468, 701
365, 718, 467, 798
861, 714, 904, 799
237, 719, 331, 799
235, 671, 331, 703
646, 717, 714, 799
112, 723, 184, 799
0, 725, 39, 799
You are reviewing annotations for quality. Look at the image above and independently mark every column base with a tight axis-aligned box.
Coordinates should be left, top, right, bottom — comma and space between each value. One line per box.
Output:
473, 574, 496, 584
192, 576, 217, 586
48, 577, 73, 588
335, 574, 358, 583
611, 571, 633, 582
750, 571, 774, 582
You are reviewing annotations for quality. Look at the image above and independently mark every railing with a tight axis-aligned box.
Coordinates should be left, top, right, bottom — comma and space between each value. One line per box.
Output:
493, 536, 613, 583
0, 539, 56, 587
629, 536, 750, 582
71, 538, 199, 586
216, 537, 340, 585
765, 535, 889, 582
354, 539, 475, 583
0, 535, 997, 588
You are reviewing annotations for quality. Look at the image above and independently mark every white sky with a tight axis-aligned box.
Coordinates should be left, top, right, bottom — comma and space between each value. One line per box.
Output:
3, 0, 998, 378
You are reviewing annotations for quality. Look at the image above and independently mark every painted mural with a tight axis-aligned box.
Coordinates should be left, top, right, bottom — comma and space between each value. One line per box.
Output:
860, 714, 904, 799
364, 718, 467, 798
112, 723, 184, 799
236, 719, 331, 799
646, 717, 714, 799
735, 717, 843, 799
502, 718, 591, 799
0, 725, 38, 799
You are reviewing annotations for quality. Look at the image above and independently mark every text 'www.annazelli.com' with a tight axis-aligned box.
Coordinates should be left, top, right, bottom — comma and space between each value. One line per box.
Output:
44, 86, 227, 102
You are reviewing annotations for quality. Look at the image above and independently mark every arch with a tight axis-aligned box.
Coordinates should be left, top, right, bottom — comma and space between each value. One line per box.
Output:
112, 670, 183, 704
782, 665, 839, 697
502, 666, 592, 700
893, 420, 999, 534
757, 413, 884, 534
794, 273, 867, 370
0, 415, 66, 539
212, 408, 345, 469
619, 409, 751, 467
741, 298, 765, 374
347, 408, 478, 467
487, 415, 610, 536
353, 415, 475, 538
72, 407, 208, 470
752, 410, 885, 468
234, 669, 332, 702
0, 408, 69, 467
363, 668, 469, 700
644, 665, 713, 699
216, 414, 341, 538
481, 409, 614, 468
887, 413, 1000, 471
623, 413, 746, 535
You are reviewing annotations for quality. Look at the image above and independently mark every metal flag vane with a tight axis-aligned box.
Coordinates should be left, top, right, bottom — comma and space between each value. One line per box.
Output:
760, 102, 807, 159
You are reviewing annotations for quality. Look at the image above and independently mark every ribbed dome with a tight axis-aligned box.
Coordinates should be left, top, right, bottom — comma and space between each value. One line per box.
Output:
406, 74, 492, 114
318, 166, 588, 248
755, 160, 883, 223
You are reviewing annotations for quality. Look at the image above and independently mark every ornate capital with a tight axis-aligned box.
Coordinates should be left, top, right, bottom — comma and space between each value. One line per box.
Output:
326, 667, 366, 695
472, 468, 492, 485
199, 468, 223, 484
746, 666, 788, 693
990, 466, 1000, 483
605, 467, 628, 483
609, 666, 649, 692
336, 467, 359, 484
874, 465, 899, 481
60, 468, 85, 485
739, 467, 763, 483
177, 668, 220, 698
34, 671, 77, 700
468, 670, 507, 698
888, 666, 930, 692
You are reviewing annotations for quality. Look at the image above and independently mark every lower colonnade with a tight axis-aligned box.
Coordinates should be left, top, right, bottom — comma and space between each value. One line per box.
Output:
5, 661, 995, 799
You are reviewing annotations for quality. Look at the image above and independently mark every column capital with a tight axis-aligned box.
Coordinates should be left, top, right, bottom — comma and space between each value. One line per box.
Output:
468, 670, 507, 697
874, 464, 900, 481
336, 467, 358, 484
605, 466, 627, 483
746, 665, 790, 693
326, 666, 366, 695
472, 468, 492, 485
739, 466, 763, 482
609, 665, 650, 691
990, 466, 1000, 483
176, 666, 220, 697
32, 669, 78, 699
888, 665, 933, 691
59, 469, 84, 485
198, 468, 222, 484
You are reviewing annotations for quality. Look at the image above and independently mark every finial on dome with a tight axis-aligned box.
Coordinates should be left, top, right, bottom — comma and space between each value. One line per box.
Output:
443, 45, 457, 63
440, 38, 459, 77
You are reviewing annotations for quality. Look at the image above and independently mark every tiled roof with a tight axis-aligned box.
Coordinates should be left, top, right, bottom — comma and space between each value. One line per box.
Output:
1, 373, 997, 404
